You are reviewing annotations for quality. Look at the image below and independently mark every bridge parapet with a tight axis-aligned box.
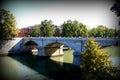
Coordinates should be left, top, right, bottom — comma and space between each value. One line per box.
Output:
0, 37, 119, 56
95, 38, 118, 46
21, 37, 119, 56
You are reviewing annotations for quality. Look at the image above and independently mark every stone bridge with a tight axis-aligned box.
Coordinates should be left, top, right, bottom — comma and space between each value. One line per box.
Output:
0, 37, 119, 66
22, 37, 118, 56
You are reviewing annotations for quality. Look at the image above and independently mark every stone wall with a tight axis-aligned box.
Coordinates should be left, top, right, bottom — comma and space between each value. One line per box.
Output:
0, 38, 23, 55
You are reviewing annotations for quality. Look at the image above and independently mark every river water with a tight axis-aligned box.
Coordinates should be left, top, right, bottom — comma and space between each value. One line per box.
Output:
0, 50, 81, 80
0, 48, 120, 80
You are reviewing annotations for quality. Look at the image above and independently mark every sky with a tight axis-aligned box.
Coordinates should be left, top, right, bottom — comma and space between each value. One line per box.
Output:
0, 0, 119, 29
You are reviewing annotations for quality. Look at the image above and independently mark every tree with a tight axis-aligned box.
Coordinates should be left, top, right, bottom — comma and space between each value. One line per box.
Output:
72, 20, 80, 37
111, 0, 120, 25
54, 27, 62, 37
62, 20, 88, 37
80, 38, 117, 80
107, 28, 115, 38
62, 20, 74, 37
111, 0, 120, 38
30, 28, 40, 37
89, 27, 97, 37
116, 29, 120, 37
79, 22, 88, 37
89, 26, 116, 38
96, 25, 108, 37
40, 20, 54, 37
0, 9, 18, 40
111, 0, 120, 17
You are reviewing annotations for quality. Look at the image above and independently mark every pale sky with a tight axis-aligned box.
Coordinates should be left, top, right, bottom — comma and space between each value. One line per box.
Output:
0, 0, 119, 29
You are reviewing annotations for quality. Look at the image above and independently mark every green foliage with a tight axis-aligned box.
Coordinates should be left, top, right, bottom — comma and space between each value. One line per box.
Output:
89, 25, 116, 38
79, 22, 88, 37
107, 28, 115, 37
80, 38, 118, 80
116, 29, 120, 37
89, 28, 97, 37
30, 28, 40, 37
54, 28, 62, 37
97, 25, 108, 37
0, 9, 18, 40
40, 20, 55, 37
62, 20, 74, 37
62, 20, 88, 37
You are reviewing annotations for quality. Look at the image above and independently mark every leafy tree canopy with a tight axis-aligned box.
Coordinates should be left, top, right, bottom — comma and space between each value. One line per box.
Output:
40, 19, 55, 37
89, 25, 116, 38
111, 0, 120, 17
111, 0, 120, 25
30, 27, 40, 37
0, 9, 18, 40
62, 20, 88, 37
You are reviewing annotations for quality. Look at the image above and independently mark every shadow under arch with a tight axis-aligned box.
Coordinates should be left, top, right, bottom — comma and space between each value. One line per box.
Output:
44, 42, 73, 56
43, 41, 82, 66
24, 40, 39, 55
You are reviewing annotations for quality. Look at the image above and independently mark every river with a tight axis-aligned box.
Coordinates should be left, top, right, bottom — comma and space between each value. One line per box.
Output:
0, 47, 120, 80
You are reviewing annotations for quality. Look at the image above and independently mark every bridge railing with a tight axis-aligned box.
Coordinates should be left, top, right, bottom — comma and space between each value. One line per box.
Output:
22, 37, 120, 47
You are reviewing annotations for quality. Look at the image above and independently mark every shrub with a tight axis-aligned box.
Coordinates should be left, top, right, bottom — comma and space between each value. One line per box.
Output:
80, 38, 118, 80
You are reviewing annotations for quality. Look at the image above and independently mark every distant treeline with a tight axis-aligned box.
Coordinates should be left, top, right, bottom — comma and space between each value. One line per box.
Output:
0, 9, 120, 40
29, 19, 120, 38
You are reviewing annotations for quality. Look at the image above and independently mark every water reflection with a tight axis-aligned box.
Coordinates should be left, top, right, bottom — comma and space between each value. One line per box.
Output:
0, 51, 81, 80
73, 55, 82, 66
31, 48, 38, 55
109, 56, 120, 69
0, 56, 49, 80
0, 49, 119, 80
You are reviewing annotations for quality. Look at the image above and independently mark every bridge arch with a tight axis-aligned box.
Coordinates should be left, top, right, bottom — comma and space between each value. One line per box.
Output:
43, 41, 74, 50
43, 40, 81, 56
43, 41, 82, 66
44, 42, 65, 56
25, 40, 38, 45
24, 40, 39, 55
